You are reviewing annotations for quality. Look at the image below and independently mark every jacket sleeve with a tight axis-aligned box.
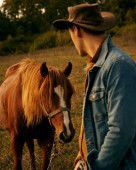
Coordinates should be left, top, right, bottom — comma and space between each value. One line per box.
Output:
87, 60, 136, 170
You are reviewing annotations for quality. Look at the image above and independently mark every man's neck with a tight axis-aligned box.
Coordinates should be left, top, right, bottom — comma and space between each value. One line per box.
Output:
83, 33, 106, 58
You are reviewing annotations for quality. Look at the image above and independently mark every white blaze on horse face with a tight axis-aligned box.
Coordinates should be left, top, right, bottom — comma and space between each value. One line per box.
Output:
54, 85, 71, 136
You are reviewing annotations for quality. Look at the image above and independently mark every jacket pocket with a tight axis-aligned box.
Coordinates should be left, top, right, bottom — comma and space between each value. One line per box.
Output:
88, 88, 107, 122
89, 90, 104, 101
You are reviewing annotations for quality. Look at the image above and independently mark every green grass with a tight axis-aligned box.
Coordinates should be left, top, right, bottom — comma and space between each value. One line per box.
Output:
0, 41, 136, 170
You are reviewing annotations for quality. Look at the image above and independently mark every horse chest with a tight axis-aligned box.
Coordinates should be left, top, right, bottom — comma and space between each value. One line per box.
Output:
24, 122, 53, 139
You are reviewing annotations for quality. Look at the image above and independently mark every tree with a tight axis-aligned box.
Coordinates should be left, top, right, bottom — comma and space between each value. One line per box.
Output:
0, 11, 14, 40
0, 0, 136, 39
118, 0, 136, 9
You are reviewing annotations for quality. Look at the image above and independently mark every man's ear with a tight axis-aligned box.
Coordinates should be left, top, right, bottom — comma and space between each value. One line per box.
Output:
74, 25, 82, 37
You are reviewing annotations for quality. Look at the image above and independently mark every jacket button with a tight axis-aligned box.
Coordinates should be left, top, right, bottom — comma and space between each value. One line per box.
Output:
91, 94, 95, 100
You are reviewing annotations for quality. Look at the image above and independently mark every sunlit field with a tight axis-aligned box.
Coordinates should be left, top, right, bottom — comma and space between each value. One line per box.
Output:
0, 39, 136, 169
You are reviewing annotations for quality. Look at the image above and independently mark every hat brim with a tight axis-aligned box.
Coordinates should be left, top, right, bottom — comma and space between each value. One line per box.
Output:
53, 12, 116, 31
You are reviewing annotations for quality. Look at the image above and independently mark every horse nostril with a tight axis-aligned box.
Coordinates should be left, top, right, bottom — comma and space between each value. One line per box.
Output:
59, 132, 66, 142
59, 129, 75, 143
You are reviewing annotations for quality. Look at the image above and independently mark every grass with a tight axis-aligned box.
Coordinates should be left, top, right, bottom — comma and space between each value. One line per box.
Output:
0, 39, 136, 170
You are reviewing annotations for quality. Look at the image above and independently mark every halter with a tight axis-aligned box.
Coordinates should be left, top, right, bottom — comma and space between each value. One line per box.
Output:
41, 105, 71, 131
42, 106, 71, 170
47, 107, 70, 119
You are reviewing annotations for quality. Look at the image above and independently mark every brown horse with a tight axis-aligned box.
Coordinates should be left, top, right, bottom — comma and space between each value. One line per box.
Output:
0, 59, 75, 170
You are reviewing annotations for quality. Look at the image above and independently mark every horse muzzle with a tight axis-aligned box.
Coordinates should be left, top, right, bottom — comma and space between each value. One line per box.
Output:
47, 107, 75, 143
59, 128, 75, 143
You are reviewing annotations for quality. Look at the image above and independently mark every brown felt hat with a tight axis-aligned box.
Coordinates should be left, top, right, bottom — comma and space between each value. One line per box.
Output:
53, 3, 116, 31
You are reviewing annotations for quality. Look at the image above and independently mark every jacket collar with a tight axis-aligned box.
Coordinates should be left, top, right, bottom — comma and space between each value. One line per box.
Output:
90, 35, 114, 70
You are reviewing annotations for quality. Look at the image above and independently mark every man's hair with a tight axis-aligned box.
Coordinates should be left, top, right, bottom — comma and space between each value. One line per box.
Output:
69, 24, 105, 35
82, 27, 105, 35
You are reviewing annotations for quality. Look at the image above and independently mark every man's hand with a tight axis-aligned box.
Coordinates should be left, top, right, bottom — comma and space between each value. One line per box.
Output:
74, 160, 87, 170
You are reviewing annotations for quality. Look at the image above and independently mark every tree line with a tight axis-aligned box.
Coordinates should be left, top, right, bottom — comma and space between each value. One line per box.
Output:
0, 0, 136, 55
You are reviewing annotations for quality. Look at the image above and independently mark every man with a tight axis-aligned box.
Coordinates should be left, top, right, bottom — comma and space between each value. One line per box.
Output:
53, 3, 136, 170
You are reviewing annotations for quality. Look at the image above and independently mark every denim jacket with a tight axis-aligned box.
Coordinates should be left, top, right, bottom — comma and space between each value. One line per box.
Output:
83, 35, 136, 170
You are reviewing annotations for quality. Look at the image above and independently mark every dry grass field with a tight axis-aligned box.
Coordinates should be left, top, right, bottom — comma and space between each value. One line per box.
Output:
0, 38, 136, 170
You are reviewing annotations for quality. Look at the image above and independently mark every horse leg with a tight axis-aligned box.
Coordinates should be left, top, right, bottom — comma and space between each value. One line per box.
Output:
42, 142, 53, 170
38, 136, 54, 170
10, 133, 25, 170
26, 139, 36, 170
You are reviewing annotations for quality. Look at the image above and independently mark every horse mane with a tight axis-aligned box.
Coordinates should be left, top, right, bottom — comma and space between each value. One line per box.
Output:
18, 58, 73, 126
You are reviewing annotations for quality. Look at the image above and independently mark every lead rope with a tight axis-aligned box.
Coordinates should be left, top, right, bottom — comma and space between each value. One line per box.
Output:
47, 135, 58, 170
40, 103, 65, 170
40, 103, 57, 170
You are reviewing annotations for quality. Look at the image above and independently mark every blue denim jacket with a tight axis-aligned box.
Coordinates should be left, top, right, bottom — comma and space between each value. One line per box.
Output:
83, 35, 136, 170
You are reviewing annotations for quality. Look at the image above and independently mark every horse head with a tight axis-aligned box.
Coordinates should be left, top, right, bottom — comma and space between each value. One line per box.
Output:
40, 62, 75, 143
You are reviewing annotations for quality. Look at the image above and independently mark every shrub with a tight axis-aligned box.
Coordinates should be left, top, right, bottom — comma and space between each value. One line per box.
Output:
29, 30, 72, 52
0, 40, 16, 56
107, 26, 120, 37
0, 35, 33, 56
30, 31, 57, 51
116, 24, 136, 44
55, 31, 72, 46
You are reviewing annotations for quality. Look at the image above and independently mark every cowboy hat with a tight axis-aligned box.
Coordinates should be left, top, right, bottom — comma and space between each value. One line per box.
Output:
53, 3, 116, 31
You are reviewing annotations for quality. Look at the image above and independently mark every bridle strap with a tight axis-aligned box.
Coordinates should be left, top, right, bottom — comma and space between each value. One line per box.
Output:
40, 103, 70, 131
47, 107, 70, 119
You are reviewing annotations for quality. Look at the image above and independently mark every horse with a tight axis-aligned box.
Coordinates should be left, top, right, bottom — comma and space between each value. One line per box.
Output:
0, 58, 75, 170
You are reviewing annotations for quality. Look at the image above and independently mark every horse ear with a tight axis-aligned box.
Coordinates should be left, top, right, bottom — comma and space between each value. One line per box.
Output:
40, 62, 48, 77
63, 62, 72, 77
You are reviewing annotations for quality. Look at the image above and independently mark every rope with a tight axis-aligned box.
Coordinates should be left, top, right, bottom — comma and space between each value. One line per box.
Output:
47, 135, 58, 170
